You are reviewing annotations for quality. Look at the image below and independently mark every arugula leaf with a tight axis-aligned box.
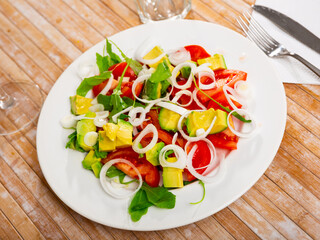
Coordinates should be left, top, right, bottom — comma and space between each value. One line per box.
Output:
106, 166, 136, 185
109, 39, 142, 75
109, 94, 128, 121
122, 96, 145, 108
190, 180, 205, 205
93, 142, 108, 159
76, 71, 111, 97
96, 53, 109, 73
142, 183, 176, 209
106, 39, 122, 64
118, 114, 130, 120
65, 131, 85, 152
97, 94, 112, 111
149, 61, 172, 84
128, 189, 152, 222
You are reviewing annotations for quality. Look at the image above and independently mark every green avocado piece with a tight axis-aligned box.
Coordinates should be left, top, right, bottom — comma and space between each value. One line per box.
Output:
91, 161, 103, 178
197, 54, 227, 70
159, 107, 181, 132
70, 95, 93, 115
82, 150, 100, 170
146, 142, 165, 166
116, 119, 133, 148
143, 80, 162, 100
162, 157, 183, 188
99, 131, 116, 152
186, 109, 228, 136
76, 111, 96, 151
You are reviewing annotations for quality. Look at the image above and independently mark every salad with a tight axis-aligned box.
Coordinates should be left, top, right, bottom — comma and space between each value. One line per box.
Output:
61, 39, 256, 222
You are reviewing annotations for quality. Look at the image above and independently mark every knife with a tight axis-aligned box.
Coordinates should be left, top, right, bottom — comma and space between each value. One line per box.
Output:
252, 5, 320, 54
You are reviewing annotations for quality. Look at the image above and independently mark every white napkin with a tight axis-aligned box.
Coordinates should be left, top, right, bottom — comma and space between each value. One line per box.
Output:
253, 0, 320, 84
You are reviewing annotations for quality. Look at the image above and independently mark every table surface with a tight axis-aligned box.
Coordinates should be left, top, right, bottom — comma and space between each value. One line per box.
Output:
0, 0, 320, 239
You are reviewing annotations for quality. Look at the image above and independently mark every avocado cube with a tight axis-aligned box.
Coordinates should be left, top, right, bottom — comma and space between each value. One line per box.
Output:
159, 107, 181, 132
82, 150, 100, 170
116, 119, 133, 148
146, 142, 165, 166
91, 161, 103, 178
70, 95, 93, 115
103, 123, 119, 141
143, 80, 162, 100
209, 109, 228, 134
76, 112, 96, 151
197, 54, 227, 71
186, 109, 216, 137
143, 46, 172, 70
162, 157, 183, 188
99, 131, 116, 152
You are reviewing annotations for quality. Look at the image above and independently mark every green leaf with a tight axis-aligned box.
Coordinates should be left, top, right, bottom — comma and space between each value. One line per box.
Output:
76, 71, 111, 97
106, 39, 122, 64
118, 114, 130, 120
142, 183, 176, 209
149, 61, 172, 84
122, 96, 145, 108
93, 143, 108, 158
96, 53, 109, 73
106, 166, 126, 181
128, 189, 152, 222
190, 180, 206, 205
97, 94, 112, 111
109, 39, 142, 75
110, 94, 128, 121
66, 131, 85, 152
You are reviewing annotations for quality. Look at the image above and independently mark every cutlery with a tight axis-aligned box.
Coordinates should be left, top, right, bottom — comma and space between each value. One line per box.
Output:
237, 12, 320, 78
252, 5, 320, 54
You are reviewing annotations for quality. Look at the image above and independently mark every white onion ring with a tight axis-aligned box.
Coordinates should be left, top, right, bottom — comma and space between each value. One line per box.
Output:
100, 159, 143, 199
83, 131, 98, 146
227, 109, 257, 138
177, 111, 216, 142
135, 39, 167, 65
89, 104, 104, 112
170, 62, 197, 89
192, 90, 207, 110
60, 114, 77, 128
172, 132, 178, 145
223, 85, 247, 110
132, 124, 158, 154
156, 101, 188, 116
128, 107, 146, 126
94, 118, 107, 127
91, 74, 114, 105
171, 90, 193, 107
234, 80, 252, 99
159, 145, 187, 169
197, 71, 216, 90
186, 144, 225, 183
168, 48, 191, 66
112, 106, 133, 123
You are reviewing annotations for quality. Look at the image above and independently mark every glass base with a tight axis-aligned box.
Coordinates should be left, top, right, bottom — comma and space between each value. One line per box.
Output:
0, 81, 44, 136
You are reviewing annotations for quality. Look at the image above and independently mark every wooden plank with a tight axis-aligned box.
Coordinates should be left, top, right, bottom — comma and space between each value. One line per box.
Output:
0, 182, 45, 240
0, 157, 68, 240
177, 223, 211, 240
0, 0, 71, 70
133, 231, 162, 240
196, 217, 234, 239
0, 209, 23, 240
284, 83, 320, 120
213, 208, 260, 240
156, 228, 186, 240
267, 150, 320, 219
6, 0, 81, 60
243, 186, 312, 240
62, 0, 119, 37
229, 198, 285, 239
255, 175, 320, 239
285, 116, 320, 158
299, 84, 320, 100
0, 138, 92, 240
0, 11, 62, 81
280, 133, 320, 179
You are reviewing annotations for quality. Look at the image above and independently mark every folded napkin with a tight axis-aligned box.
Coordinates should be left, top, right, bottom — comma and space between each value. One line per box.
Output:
253, 0, 320, 84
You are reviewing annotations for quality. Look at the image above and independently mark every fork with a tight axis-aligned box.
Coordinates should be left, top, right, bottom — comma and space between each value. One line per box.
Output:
237, 12, 320, 78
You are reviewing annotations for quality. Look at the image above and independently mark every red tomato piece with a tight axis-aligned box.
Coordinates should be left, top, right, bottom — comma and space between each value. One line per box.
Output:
102, 147, 160, 187
184, 45, 211, 62
184, 141, 212, 181
207, 128, 239, 150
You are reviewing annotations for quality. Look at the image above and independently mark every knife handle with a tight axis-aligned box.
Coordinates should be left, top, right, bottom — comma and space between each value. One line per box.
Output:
289, 53, 320, 78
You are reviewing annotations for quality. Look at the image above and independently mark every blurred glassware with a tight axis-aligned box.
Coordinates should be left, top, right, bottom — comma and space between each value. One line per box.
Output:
135, 0, 191, 23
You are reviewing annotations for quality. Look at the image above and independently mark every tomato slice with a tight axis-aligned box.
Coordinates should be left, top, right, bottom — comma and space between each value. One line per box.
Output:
207, 128, 239, 150
207, 91, 242, 111
102, 147, 160, 187
92, 62, 137, 97
184, 45, 211, 62
197, 70, 247, 104
185, 141, 211, 181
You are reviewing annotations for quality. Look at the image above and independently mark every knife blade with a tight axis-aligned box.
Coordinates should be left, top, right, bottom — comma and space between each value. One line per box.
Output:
252, 5, 320, 54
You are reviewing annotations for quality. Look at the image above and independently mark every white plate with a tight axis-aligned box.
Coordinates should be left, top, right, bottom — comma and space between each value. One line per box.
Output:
37, 20, 286, 231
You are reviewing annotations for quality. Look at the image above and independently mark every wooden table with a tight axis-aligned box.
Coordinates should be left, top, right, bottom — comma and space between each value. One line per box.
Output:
0, 0, 319, 239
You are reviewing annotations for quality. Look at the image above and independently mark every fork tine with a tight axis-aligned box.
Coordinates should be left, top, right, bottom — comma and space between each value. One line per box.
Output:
243, 11, 279, 47
237, 15, 270, 53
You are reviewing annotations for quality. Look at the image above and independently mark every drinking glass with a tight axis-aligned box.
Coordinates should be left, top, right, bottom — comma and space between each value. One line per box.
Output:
135, 0, 192, 23
0, 80, 44, 135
